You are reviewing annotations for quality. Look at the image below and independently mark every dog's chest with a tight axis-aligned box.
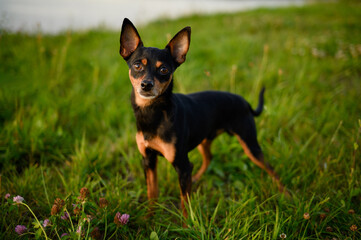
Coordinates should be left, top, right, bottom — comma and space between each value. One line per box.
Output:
136, 131, 176, 163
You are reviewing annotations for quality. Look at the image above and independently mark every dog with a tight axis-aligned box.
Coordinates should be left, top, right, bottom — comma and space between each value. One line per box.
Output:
119, 18, 285, 222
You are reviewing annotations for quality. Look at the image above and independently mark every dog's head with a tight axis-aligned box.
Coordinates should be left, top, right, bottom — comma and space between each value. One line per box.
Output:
120, 18, 190, 106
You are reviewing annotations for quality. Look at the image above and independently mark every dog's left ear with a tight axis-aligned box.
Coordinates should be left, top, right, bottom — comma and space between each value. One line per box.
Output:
166, 27, 191, 65
120, 18, 143, 59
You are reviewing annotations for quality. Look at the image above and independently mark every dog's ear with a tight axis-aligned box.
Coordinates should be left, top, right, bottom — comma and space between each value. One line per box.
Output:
166, 26, 191, 65
120, 18, 143, 59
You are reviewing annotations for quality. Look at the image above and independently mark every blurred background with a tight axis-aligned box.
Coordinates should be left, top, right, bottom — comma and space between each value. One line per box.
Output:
1, 0, 304, 34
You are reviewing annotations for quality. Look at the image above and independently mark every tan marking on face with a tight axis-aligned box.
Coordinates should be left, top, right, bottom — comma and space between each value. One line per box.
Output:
141, 58, 147, 66
136, 132, 176, 163
155, 61, 163, 68
156, 74, 173, 95
129, 69, 152, 107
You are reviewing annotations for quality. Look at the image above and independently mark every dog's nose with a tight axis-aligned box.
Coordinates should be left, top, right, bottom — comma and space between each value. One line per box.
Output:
141, 80, 154, 91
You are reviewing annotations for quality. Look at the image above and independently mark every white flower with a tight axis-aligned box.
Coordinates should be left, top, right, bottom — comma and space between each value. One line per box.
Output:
13, 195, 24, 204
280, 233, 287, 239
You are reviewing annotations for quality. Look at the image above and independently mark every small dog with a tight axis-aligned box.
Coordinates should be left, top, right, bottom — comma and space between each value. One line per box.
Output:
119, 18, 285, 221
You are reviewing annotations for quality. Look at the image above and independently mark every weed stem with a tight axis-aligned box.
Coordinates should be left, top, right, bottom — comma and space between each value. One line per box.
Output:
108, 228, 118, 240
65, 208, 75, 232
54, 227, 61, 240
20, 202, 48, 240
103, 210, 108, 240
41, 166, 51, 207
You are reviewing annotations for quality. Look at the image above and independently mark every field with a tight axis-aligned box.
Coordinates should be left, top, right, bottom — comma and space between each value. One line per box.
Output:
1, 1, 361, 239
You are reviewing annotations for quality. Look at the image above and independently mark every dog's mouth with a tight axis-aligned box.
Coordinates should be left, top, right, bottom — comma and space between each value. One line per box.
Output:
137, 89, 157, 100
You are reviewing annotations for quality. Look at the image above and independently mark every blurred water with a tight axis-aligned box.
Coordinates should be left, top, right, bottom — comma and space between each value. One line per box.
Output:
0, 0, 304, 34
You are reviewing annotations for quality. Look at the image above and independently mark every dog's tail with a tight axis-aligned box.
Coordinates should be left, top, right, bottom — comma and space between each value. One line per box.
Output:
249, 87, 265, 117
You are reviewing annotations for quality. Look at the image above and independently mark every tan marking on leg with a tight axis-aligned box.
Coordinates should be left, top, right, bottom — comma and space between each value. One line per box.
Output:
236, 135, 286, 193
181, 192, 189, 223
192, 139, 212, 182
146, 168, 158, 200
180, 180, 192, 227
136, 132, 159, 198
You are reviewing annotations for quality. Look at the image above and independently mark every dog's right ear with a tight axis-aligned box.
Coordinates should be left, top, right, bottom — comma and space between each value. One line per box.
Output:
120, 18, 143, 59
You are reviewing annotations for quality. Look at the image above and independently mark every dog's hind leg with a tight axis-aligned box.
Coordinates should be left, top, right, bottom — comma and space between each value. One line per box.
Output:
192, 139, 213, 182
233, 118, 286, 193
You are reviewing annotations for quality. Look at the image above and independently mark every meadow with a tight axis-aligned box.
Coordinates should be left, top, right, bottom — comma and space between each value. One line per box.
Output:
1, 1, 361, 239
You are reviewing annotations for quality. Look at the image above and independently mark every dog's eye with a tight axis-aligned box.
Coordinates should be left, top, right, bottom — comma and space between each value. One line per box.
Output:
133, 63, 142, 71
159, 66, 169, 75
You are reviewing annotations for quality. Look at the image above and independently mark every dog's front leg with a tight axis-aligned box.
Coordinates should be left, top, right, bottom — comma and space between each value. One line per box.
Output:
172, 155, 193, 223
142, 149, 159, 202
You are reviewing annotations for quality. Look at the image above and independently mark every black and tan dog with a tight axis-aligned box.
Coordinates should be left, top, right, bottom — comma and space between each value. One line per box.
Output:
119, 18, 285, 221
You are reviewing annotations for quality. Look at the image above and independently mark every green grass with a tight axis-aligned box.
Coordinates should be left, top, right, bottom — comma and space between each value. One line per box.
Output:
1, 1, 361, 239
